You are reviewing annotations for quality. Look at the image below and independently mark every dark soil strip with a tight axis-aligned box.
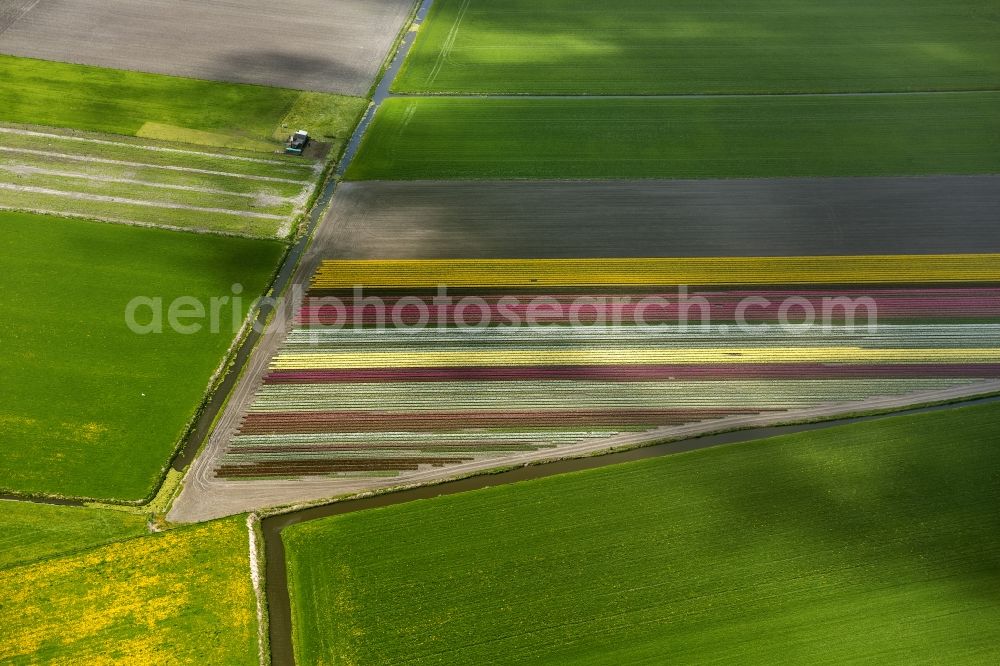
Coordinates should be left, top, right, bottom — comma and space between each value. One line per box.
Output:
320, 177, 1000, 260
238, 408, 769, 434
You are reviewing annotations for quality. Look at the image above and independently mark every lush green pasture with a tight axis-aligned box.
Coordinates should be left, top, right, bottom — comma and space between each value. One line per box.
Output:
0, 517, 257, 663
395, 0, 1000, 94
0, 501, 147, 569
0, 212, 284, 500
0, 55, 366, 152
346, 93, 1000, 180
284, 402, 1000, 664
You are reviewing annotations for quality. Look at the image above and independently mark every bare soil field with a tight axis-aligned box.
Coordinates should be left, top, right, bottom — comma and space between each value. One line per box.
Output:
0, 0, 416, 94
323, 177, 1000, 258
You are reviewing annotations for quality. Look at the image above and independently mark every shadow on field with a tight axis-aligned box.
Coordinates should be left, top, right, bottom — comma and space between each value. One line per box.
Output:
675, 409, 1000, 604
206, 50, 366, 93
323, 179, 1000, 259
402, 0, 998, 93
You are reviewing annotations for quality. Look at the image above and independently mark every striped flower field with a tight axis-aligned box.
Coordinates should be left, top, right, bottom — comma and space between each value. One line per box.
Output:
215, 259, 1000, 480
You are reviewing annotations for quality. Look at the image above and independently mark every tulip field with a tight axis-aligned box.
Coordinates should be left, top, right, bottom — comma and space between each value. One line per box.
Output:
215, 258, 1000, 480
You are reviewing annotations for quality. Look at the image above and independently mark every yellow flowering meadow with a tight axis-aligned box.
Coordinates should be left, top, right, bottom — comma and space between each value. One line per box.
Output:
0, 517, 257, 665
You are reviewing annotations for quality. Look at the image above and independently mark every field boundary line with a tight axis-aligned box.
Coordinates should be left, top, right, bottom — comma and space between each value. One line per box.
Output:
0, 163, 299, 200
0, 146, 308, 183
0, 125, 315, 168
0, 183, 287, 219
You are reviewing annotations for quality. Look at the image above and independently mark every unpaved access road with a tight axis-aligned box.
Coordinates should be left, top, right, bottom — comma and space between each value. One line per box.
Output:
0, 0, 416, 95
324, 177, 1000, 258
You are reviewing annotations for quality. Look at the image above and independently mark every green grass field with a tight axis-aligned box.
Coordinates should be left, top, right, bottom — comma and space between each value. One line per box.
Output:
0, 211, 284, 501
0, 501, 148, 570
0, 517, 257, 664
0, 55, 367, 153
284, 402, 1000, 664
0, 124, 316, 237
395, 0, 1000, 94
346, 93, 1000, 180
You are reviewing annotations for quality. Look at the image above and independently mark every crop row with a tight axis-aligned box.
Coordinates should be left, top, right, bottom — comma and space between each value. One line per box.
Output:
298, 288, 1000, 325
310, 256, 1000, 290
282, 325, 1000, 350
270, 348, 1000, 370
264, 364, 1000, 384
245, 379, 975, 412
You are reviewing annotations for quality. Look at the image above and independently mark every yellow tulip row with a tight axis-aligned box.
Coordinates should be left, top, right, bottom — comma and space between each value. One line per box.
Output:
272, 347, 1000, 370
311, 255, 1000, 289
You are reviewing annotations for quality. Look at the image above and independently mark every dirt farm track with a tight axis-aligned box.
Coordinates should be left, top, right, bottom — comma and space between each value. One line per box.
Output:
0, 0, 416, 94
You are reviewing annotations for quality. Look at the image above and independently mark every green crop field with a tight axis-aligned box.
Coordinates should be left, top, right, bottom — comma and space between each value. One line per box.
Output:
346, 93, 1000, 180
394, 0, 1000, 94
0, 55, 367, 153
0, 517, 258, 664
284, 402, 1000, 664
0, 211, 284, 501
0, 501, 148, 570
0, 124, 318, 237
